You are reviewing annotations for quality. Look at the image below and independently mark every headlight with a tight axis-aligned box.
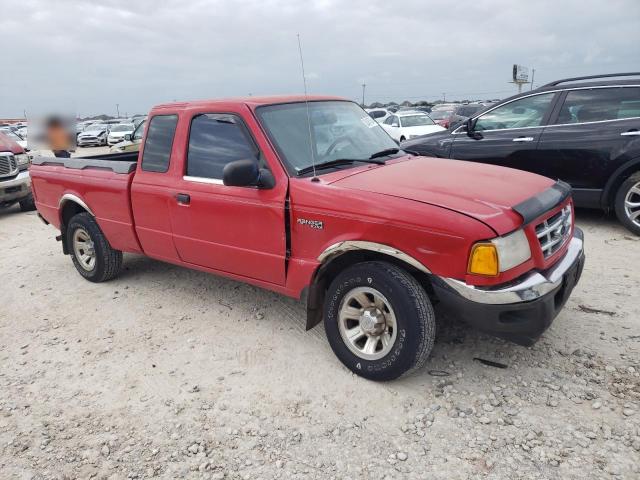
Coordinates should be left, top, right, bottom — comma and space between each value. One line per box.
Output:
15, 153, 29, 166
468, 229, 531, 276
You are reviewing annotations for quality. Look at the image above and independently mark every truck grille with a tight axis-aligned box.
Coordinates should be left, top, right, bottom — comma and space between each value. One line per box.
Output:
0, 153, 18, 178
535, 205, 572, 258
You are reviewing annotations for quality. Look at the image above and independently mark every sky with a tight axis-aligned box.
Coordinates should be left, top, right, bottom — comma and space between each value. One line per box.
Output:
1, 0, 639, 117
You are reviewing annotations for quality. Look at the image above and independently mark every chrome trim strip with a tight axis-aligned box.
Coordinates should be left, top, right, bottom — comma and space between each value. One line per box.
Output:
439, 232, 583, 305
183, 175, 224, 185
59, 193, 94, 216
317, 241, 431, 274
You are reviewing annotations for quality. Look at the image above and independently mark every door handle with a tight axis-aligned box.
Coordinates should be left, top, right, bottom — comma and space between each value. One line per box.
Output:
176, 193, 190, 205
512, 136, 534, 142
620, 130, 640, 136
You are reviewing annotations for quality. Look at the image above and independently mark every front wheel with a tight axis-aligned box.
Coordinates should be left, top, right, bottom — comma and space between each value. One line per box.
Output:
67, 212, 123, 282
614, 172, 640, 235
19, 194, 36, 212
323, 261, 435, 381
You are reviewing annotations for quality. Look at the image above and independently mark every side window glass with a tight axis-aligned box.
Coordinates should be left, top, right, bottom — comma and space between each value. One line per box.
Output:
383, 116, 393, 125
556, 87, 640, 124
186, 113, 258, 180
475, 93, 555, 131
390, 116, 399, 127
141, 115, 178, 173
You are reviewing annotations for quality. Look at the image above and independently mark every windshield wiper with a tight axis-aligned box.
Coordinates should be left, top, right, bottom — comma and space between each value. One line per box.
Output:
369, 147, 400, 159
368, 147, 419, 159
297, 158, 385, 176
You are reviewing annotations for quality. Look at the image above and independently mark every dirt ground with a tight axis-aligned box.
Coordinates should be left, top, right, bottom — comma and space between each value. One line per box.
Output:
1, 153, 639, 479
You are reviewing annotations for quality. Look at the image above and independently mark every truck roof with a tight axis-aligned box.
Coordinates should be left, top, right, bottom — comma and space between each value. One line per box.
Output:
152, 95, 347, 111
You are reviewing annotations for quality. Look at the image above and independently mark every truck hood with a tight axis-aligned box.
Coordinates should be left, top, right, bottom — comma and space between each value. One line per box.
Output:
329, 156, 555, 235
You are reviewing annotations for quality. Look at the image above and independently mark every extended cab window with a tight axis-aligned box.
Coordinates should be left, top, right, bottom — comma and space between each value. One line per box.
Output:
474, 92, 555, 131
186, 114, 258, 180
555, 87, 640, 124
141, 115, 178, 172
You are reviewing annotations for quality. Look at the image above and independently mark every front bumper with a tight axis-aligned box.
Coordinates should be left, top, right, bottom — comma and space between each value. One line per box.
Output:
432, 228, 585, 346
0, 170, 31, 205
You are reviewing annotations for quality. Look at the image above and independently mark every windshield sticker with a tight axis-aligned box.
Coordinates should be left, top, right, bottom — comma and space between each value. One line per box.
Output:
360, 116, 378, 128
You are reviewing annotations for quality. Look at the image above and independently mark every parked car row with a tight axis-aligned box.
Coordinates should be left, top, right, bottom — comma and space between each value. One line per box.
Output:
76, 119, 140, 147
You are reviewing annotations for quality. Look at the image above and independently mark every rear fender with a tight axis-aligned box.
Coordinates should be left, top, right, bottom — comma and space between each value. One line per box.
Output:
58, 194, 94, 254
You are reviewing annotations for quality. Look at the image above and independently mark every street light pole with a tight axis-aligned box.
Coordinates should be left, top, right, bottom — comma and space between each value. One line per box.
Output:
116, 104, 120, 118
442, 92, 446, 102
361, 83, 366, 106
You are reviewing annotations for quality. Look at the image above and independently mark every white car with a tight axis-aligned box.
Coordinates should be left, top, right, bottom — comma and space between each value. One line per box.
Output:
365, 108, 391, 124
107, 123, 135, 146
77, 124, 109, 147
381, 112, 446, 142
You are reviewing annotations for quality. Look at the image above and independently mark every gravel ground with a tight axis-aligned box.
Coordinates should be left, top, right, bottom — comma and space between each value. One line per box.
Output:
1, 155, 639, 479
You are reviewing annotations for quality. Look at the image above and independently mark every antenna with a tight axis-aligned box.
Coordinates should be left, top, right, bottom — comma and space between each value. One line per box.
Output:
296, 33, 317, 180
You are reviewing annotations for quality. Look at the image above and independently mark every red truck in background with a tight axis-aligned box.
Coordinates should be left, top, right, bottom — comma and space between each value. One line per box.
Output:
30, 96, 585, 381
0, 132, 34, 211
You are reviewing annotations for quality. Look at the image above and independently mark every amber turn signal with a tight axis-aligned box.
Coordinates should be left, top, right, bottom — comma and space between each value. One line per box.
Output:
468, 243, 499, 276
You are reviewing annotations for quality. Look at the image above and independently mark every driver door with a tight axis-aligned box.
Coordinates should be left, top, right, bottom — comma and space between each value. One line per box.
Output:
168, 110, 288, 285
450, 92, 559, 171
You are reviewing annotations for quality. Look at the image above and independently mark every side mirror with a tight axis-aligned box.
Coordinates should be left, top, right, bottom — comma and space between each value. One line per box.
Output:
124, 134, 132, 141
223, 159, 274, 189
465, 117, 475, 132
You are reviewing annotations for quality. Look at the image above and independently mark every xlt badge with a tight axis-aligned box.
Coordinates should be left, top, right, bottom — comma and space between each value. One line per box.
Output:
297, 218, 324, 230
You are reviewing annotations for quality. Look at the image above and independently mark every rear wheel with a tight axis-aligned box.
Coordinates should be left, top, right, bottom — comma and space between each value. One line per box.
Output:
67, 212, 123, 282
323, 261, 435, 381
614, 172, 640, 235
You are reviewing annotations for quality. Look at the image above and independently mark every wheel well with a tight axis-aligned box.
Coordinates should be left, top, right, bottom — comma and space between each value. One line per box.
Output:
304, 250, 435, 331
603, 161, 640, 208
60, 201, 90, 254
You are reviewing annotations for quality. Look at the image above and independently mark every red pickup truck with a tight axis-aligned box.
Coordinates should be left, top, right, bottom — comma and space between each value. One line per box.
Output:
30, 96, 585, 381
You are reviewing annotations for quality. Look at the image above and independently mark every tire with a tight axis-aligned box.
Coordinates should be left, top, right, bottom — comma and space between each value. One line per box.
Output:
19, 194, 36, 212
323, 261, 435, 381
66, 212, 123, 282
614, 172, 640, 236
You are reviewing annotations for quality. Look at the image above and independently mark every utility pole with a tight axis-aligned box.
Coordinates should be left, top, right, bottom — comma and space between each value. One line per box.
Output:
442, 92, 446, 102
116, 104, 120, 118
530, 68, 535, 90
361, 83, 366, 107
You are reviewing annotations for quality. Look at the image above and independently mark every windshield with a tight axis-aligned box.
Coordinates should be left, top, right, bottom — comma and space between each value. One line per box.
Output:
257, 101, 398, 175
111, 124, 134, 132
1, 130, 22, 141
400, 114, 435, 127
427, 110, 452, 120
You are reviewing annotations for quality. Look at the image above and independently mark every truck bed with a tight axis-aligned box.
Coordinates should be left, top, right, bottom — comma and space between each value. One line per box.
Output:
30, 151, 138, 174
30, 151, 142, 254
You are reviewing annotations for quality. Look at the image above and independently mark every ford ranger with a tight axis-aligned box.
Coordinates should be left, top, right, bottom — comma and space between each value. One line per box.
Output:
30, 96, 585, 381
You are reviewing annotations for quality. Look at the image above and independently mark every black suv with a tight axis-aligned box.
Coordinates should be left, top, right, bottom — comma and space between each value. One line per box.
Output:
403, 73, 640, 234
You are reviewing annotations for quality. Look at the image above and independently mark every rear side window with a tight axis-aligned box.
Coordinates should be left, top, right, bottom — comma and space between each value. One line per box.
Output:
186, 113, 258, 180
141, 115, 178, 173
556, 87, 640, 124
